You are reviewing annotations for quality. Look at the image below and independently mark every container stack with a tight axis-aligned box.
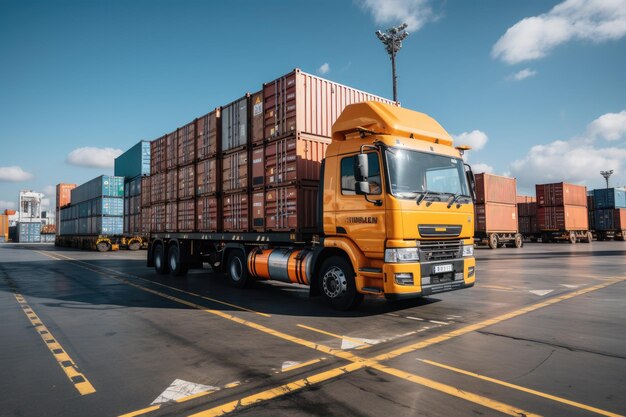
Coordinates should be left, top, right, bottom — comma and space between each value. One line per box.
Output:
536, 183, 588, 231
0, 214, 8, 242
474, 173, 518, 234
516, 195, 537, 237
55, 183, 76, 231
114, 140, 151, 237
59, 175, 125, 236
592, 187, 626, 239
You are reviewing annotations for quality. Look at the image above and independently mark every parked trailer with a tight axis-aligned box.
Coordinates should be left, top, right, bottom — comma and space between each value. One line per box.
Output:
595, 208, 626, 241
536, 183, 591, 244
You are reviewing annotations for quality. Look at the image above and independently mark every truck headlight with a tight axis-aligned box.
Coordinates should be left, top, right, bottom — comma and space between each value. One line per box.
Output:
462, 244, 474, 257
385, 247, 419, 263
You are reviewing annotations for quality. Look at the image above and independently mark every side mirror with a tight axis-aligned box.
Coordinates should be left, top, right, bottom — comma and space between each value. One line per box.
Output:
354, 154, 369, 182
464, 163, 476, 202
355, 181, 370, 195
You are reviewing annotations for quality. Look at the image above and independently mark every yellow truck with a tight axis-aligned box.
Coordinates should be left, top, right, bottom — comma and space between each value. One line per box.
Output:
148, 101, 476, 310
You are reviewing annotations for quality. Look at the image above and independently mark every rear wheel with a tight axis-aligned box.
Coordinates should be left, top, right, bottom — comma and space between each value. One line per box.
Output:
583, 231, 593, 243
96, 241, 111, 252
488, 234, 498, 249
128, 240, 141, 251
319, 256, 363, 311
569, 232, 577, 244
168, 245, 188, 277
226, 250, 249, 288
514, 234, 524, 248
154, 244, 169, 275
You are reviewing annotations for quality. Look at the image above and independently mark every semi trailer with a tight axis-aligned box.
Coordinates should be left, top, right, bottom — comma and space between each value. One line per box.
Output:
147, 101, 477, 310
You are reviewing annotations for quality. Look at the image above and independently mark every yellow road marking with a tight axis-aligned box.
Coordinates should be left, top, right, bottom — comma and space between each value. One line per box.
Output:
371, 363, 542, 417
118, 405, 161, 417
419, 359, 624, 417
281, 358, 325, 373
8, 286, 95, 395
480, 284, 515, 291
297, 324, 373, 348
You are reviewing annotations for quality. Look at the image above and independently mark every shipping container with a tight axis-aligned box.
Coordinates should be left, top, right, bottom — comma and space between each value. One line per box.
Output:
150, 136, 167, 174
92, 197, 124, 216
71, 175, 124, 204
518, 216, 538, 235
474, 173, 517, 205
475, 203, 518, 233
537, 206, 588, 230
536, 183, 587, 207
614, 208, 626, 230
56, 183, 76, 209
263, 69, 395, 139
165, 202, 177, 232
0, 214, 8, 242
151, 204, 166, 233
222, 150, 248, 193
251, 190, 265, 231
41, 234, 55, 243
222, 95, 249, 152
196, 159, 218, 195
517, 202, 537, 217
177, 200, 195, 232
178, 165, 195, 200
592, 188, 626, 209
264, 186, 318, 232
222, 192, 249, 232
15, 222, 41, 242
166, 170, 178, 201
516, 195, 536, 204
141, 177, 151, 207
588, 209, 596, 231
166, 131, 178, 170
150, 172, 166, 204
141, 209, 151, 235
250, 90, 264, 145
115, 141, 151, 179
595, 209, 615, 230
196, 196, 218, 232
263, 133, 330, 187
178, 121, 196, 166
196, 109, 220, 160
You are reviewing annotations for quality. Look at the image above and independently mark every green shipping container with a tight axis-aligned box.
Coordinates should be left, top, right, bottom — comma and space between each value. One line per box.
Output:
115, 141, 151, 180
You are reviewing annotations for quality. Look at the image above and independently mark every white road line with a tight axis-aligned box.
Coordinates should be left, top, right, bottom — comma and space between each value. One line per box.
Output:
406, 316, 424, 321
429, 320, 450, 325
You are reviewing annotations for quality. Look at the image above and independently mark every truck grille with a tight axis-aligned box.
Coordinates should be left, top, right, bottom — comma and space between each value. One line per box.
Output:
418, 240, 462, 262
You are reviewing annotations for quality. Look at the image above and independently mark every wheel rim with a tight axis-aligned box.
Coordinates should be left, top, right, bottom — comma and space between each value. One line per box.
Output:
322, 266, 347, 299
230, 256, 243, 282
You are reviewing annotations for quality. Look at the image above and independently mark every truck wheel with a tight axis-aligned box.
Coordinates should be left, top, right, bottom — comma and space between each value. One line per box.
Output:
129, 240, 141, 251
154, 244, 169, 275
569, 232, 577, 244
583, 231, 593, 243
97, 241, 111, 252
168, 245, 188, 277
319, 256, 363, 311
488, 234, 498, 250
514, 234, 524, 248
226, 250, 249, 288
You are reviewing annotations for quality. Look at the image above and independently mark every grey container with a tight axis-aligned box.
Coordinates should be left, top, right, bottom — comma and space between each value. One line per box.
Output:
115, 141, 151, 179
221, 95, 249, 152
71, 175, 125, 204
15, 222, 41, 243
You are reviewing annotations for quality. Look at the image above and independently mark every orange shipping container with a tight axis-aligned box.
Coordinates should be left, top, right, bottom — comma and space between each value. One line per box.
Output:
56, 183, 77, 208
475, 203, 518, 233
196, 159, 218, 196
196, 109, 220, 160
150, 135, 167, 174
537, 205, 588, 230
264, 186, 318, 232
165, 131, 178, 170
0, 214, 8, 242
474, 173, 517, 205
177, 121, 196, 166
536, 183, 587, 207
222, 150, 248, 193
196, 196, 219, 232
264, 134, 330, 187
222, 192, 249, 232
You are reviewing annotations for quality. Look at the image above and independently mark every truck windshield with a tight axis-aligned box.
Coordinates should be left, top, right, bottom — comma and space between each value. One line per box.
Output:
385, 148, 469, 199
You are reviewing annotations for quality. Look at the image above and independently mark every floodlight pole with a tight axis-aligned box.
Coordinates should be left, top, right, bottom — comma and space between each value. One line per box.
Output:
376, 24, 409, 103
600, 170, 613, 189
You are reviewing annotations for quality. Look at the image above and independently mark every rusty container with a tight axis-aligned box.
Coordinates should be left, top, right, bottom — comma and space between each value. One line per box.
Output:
166, 170, 178, 201
250, 147, 265, 189
263, 69, 394, 140
56, 183, 77, 208
221, 95, 249, 152
150, 135, 167, 174
150, 172, 166, 204
516, 195, 536, 204
196, 158, 218, 196
251, 190, 265, 231
250, 90, 264, 146
474, 173, 517, 205
222, 150, 248, 193
151, 204, 166, 232
177, 200, 195, 232
536, 183, 587, 207
264, 186, 318, 232
178, 165, 195, 200
141, 209, 151, 235
197, 196, 219, 232
197, 109, 220, 160
264, 133, 330, 187
517, 202, 537, 217
518, 216, 538, 235
141, 177, 151, 207
165, 202, 178, 232
614, 208, 626, 230
177, 121, 196, 166
165, 131, 178, 170
537, 205, 588, 230
222, 192, 249, 232
475, 203, 518, 233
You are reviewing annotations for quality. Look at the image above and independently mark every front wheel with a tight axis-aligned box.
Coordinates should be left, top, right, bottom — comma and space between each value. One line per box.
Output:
319, 256, 363, 311
569, 232, 577, 244
514, 234, 524, 248
96, 241, 111, 252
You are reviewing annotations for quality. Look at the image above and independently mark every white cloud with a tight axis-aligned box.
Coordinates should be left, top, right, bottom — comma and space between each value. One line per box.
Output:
42, 185, 56, 198
0, 200, 16, 210
586, 110, 626, 141
358, 0, 437, 31
506, 68, 537, 81
453, 130, 488, 151
41, 198, 52, 210
492, 0, 626, 64
471, 163, 494, 174
0, 166, 34, 182
318, 63, 330, 75
66, 147, 123, 169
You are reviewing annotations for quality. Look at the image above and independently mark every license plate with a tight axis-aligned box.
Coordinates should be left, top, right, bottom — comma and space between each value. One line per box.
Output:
433, 264, 453, 274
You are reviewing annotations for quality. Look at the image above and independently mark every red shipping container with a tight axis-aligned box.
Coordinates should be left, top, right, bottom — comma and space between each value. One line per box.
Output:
265, 186, 318, 232
197, 196, 219, 232
518, 216, 538, 235
264, 133, 329, 187
517, 202, 537, 217
536, 183, 587, 207
222, 150, 248, 192
251, 147, 265, 188
474, 173, 517, 205
56, 183, 76, 208
196, 109, 220, 160
251, 190, 265, 231
475, 203, 518, 233
222, 192, 249, 232
614, 208, 626, 230
177, 200, 195, 232
250, 90, 264, 145
263, 69, 394, 139
178, 165, 195, 200
196, 159, 218, 196
166, 131, 178, 170
141, 209, 151, 235
152, 204, 166, 232
150, 172, 166, 204
177, 121, 196, 166
537, 205, 588, 230
141, 177, 151, 207
150, 135, 167, 174
166, 170, 178, 201
165, 202, 178, 232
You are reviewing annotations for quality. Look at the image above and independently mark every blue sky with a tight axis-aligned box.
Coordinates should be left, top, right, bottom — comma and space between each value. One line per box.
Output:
1, 0, 625, 210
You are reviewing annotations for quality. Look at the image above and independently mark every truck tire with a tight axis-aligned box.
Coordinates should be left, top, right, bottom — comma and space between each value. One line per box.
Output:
97, 241, 111, 252
569, 232, 577, 244
129, 240, 141, 251
168, 245, 188, 277
226, 250, 249, 288
514, 234, 524, 248
583, 231, 593, 243
319, 256, 363, 311
488, 234, 498, 250
154, 244, 169, 275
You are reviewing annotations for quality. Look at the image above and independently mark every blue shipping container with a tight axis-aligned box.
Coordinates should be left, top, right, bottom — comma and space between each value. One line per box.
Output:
594, 209, 614, 230
593, 188, 626, 209
71, 175, 125, 204
15, 222, 41, 243
115, 141, 151, 180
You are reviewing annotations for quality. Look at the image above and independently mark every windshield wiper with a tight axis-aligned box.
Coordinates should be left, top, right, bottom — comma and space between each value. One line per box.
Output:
447, 193, 472, 208
416, 190, 444, 206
